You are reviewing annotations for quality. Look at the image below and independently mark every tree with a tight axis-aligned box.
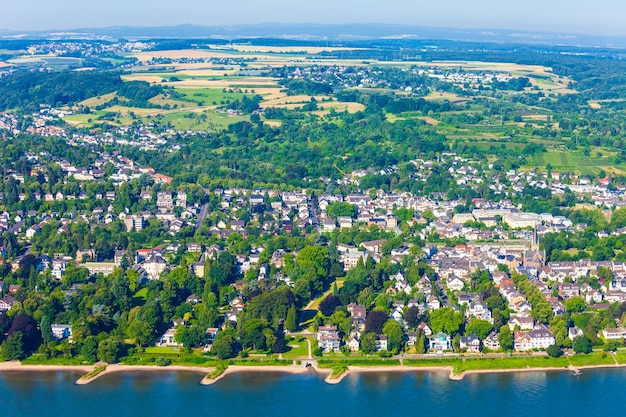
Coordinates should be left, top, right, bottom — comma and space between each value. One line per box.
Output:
128, 321, 153, 348
405, 306, 421, 329
498, 325, 513, 351
8, 314, 41, 353
40, 316, 53, 344
319, 295, 341, 316
326, 202, 358, 219
550, 316, 571, 348
2, 331, 24, 360
81, 336, 98, 362
365, 310, 389, 334
212, 328, 237, 360
97, 338, 124, 363
382, 319, 404, 353
572, 335, 592, 354
360, 332, 377, 354
546, 344, 563, 358
175, 325, 205, 349
285, 304, 297, 332
565, 297, 587, 314
429, 307, 463, 335
465, 319, 493, 340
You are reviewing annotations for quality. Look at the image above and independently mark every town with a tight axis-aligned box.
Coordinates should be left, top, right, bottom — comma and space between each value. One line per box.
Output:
0, 105, 625, 363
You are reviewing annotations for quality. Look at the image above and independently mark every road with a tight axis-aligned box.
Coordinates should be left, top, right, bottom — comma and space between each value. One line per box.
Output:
195, 203, 209, 230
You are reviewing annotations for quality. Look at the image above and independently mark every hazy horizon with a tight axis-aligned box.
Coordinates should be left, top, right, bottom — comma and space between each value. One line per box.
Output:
3, 0, 625, 37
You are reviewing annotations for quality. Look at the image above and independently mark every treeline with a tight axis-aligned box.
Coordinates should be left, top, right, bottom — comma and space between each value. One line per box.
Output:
281, 79, 333, 96
0, 71, 124, 112
336, 90, 453, 114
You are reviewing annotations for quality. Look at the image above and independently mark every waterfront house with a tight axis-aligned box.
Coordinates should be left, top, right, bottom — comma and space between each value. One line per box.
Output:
429, 332, 451, 352
460, 333, 481, 353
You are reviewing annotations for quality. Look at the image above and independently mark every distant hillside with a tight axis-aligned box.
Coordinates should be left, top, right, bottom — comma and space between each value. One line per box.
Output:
5, 23, 626, 48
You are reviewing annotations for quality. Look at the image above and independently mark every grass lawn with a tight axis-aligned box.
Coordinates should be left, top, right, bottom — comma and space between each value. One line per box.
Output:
21, 355, 92, 366
282, 338, 311, 359
144, 347, 181, 355
567, 352, 616, 367
404, 355, 570, 374
133, 288, 148, 301
612, 352, 626, 365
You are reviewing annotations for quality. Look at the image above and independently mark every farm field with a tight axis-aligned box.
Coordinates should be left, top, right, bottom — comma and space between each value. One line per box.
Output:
533, 151, 626, 175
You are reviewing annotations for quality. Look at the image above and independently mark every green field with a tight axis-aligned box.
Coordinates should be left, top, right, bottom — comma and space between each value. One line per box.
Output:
172, 88, 246, 105
533, 151, 625, 175
281, 338, 311, 359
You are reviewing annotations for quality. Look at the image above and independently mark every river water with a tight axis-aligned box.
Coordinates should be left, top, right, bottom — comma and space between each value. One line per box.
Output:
2, 367, 621, 417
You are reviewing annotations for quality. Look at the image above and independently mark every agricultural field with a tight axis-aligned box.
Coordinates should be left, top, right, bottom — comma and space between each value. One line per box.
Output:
533, 151, 626, 175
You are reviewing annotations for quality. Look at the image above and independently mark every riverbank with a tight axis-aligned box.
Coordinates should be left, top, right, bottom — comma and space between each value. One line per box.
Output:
2, 359, 626, 385
201, 364, 312, 385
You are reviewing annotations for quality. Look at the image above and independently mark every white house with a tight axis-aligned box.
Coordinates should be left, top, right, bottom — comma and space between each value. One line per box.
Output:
51, 324, 72, 341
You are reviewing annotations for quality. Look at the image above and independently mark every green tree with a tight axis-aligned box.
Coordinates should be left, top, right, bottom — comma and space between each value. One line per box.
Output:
465, 319, 493, 340
81, 336, 98, 362
550, 316, 571, 348
498, 325, 513, 351
212, 328, 237, 360
326, 202, 358, 219
546, 344, 563, 358
360, 332, 377, 354
175, 325, 206, 349
572, 335, 592, 354
382, 319, 404, 353
128, 321, 154, 348
429, 307, 464, 335
97, 338, 124, 363
2, 331, 24, 360
285, 304, 297, 332
565, 297, 587, 314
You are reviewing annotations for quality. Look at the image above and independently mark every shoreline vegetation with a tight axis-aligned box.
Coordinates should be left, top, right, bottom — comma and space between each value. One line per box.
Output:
2, 352, 626, 385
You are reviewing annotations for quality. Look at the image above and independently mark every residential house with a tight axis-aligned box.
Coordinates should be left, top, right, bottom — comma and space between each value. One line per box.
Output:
375, 335, 388, 352
509, 315, 534, 331
51, 324, 72, 341
466, 302, 493, 323
527, 324, 556, 349
483, 331, 500, 350
0, 295, 15, 312
514, 331, 532, 351
446, 275, 465, 291
460, 333, 481, 353
346, 336, 360, 352
427, 296, 441, 310
317, 325, 341, 353
418, 322, 433, 336
602, 327, 626, 340
568, 326, 583, 341
429, 332, 451, 352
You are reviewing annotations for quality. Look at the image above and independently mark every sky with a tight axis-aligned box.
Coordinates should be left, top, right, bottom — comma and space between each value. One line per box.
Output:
2, 0, 624, 36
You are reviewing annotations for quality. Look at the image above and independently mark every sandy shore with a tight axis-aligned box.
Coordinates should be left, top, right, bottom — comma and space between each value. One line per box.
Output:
201, 364, 311, 385
0, 361, 93, 373
324, 365, 452, 384
75, 364, 215, 385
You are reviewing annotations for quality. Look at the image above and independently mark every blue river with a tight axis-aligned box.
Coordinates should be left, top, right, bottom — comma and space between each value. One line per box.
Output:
1, 367, 622, 417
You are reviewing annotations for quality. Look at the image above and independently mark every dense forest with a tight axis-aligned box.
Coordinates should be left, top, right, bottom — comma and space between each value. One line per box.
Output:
0, 71, 124, 113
